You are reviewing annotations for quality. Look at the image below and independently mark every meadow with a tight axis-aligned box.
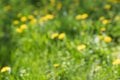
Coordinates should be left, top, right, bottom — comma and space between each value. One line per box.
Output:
0, 0, 120, 80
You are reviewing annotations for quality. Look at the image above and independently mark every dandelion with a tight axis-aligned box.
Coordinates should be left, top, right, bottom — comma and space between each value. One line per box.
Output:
102, 19, 110, 24
76, 15, 82, 20
50, 0, 55, 5
33, 10, 39, 15
98, 35, 104, 40
1, 66, 11, 73
99, 16, 105, 21
57, 3, 62, 10
51, 33, 59, 39
68, 10, 73, 14
82, 13, 88, 19
77, 44, 86, 51
104, 4, 111, 10
58, 33, 66, 40
100, 27, 106, 32
76, 13, 88, 20
3, 5, 11, 12
13, 20, 19, 25
53, 64, 59, 68
112, 59, 120, 65
16, 28, 23, 33
28, 15, 34, 20
20, 24, 27, 30
45, 14, 54, 20
21, 16, 27, 22
104, 36, 112, 43
114, 16, 120, 21
17, 13, 22, 18
30, 19, 36, 24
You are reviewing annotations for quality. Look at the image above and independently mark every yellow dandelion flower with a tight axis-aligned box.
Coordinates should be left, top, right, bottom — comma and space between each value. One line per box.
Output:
1, 66, 11, 73
100, 27, 106, 32
3, 5, 11, 12
99, 16, 105, 21
77, 44, 86, 51
21, 16, 27, 22
98, 35, 104, 40
30, 19, 36, 24
50, 0, 55, 5
104, 36, 112, 43
46, 14, 54, 20
68, 10, 73, 14
13, 20, 19, 25
16, 28, 23, 33
104, 4, 111, 10
102, 19, 110, 24
58, 33, 66, 40
28, 15, 34, 20
82, 13, 88, 19
20, 24, 27, 30
76, 13, 88, 20
114, 16, 120, 21
33, 10, 39, 15
112, 59, 120, 65
17, 13, 22, 18
53, 64, 59, 68
51, 33, 59, 39
57, 3, 62, 10
76, 15, 82, 20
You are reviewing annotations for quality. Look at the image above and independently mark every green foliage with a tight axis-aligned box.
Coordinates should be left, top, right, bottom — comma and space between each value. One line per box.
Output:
0, 0, 120, 80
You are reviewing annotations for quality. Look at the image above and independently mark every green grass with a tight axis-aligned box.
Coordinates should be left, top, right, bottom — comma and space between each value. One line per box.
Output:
0, 0, 120, 80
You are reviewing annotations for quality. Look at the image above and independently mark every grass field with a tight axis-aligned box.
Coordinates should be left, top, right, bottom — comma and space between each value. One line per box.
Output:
0, 0, 120, 80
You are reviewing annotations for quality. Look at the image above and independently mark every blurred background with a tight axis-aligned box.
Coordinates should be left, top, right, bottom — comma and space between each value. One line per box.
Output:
0, 0, 120, 79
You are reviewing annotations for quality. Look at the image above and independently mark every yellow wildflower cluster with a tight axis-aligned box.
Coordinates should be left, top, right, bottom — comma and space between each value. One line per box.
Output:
27, 15, 36, 24
112, 59, 120, 65
51, 33, 59, 39
98, 35, 112, 43
76, 13, 88, 20
99, 16, 110, 24
104, 4, 111, 10
39, 14, 54, 23
77, 44, 86, 51
51, 33, 66, 40
16, 24, 27, 33
1, 66, 11, 73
